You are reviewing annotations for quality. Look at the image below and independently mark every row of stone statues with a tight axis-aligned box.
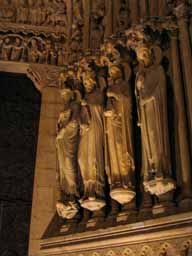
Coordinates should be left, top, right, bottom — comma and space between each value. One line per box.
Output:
0, 0, 67, 26
55, 37, 176, 219
0, 35, 67, 65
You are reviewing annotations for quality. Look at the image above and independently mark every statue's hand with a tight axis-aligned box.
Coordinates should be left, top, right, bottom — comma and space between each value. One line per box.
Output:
80, 124, 89, 135
136, 75, 144, 90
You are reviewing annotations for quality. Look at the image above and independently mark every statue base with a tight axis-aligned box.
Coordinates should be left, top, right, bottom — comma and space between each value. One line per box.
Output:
56, 201, 79, 220
80, 197, 106, 211
179, 197, 192, 210
144, 177, 176, 196
110, 188, 136, 204
153, 191, 175, 216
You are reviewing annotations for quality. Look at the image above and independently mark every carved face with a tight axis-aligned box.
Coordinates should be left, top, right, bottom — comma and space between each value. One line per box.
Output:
109, 66, 122, 81
31, 39, 37, 48
4, 38, 10, 44
15, 38, 21, 46
136, 47, 152, 67
84, 77, 96, 93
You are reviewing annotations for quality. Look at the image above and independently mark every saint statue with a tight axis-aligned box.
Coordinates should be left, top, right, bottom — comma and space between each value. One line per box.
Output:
104, 64, 135, 205
1, 37, 12, 60
135, 45, 175, 196
78, 71, 106, 211
10, 37, 23, 61
28, 38, 40, 63
56, 85, 80, 219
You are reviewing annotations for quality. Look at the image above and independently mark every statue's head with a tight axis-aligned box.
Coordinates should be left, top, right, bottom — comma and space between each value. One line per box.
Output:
4, 37, 10, 44
109, 65, 122, 80
136, 46, 152, 67
83, 75, 96, 93
31, 38, 37, 47
15, 38, 21, 46
60, 88, 74, 103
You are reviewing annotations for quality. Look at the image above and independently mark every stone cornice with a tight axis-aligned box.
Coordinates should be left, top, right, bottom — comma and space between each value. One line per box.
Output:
0, 22, 67, 37
40, 211, 192, 255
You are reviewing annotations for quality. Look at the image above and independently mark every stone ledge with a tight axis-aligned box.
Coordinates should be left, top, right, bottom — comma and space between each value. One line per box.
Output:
40, 211, 192, 255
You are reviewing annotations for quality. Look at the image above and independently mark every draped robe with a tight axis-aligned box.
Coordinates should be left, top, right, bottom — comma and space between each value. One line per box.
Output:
104, 79, 135, 191
78, 89, 105, 199
136, 65, 171, 182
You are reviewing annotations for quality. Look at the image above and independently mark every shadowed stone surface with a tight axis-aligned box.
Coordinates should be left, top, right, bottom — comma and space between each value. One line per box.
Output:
0, 72, 41, 256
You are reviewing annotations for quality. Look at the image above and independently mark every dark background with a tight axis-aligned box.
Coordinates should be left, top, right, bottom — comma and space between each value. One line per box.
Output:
0, 72, 41, 256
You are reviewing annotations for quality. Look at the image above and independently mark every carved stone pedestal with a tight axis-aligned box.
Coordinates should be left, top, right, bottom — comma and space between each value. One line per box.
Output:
153, 192, 176, 216
116, 199, 137, 223
179, 198, 192, 211
56, 201, 79, 220
144, 177, 176, 197
80, 198, 106, 212
110, 188, 136, 205
86, 209, 105, 229
139, 192, 153, 219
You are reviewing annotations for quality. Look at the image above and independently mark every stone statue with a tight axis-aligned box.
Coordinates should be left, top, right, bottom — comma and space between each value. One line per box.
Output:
57, 45, 66, 66
1, 37, 12, 60
56, 84, 81, 219
104, 64, 135, 205
10, 37, 23, 61
28, 38, 40, 63
50, 45, 58, 65
16, 0, 28, 24
20, 41, 28, 62
78, 71, 106, 211
135, 45, 175, 196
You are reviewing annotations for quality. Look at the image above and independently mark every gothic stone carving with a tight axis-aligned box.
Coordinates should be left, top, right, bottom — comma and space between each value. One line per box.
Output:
0, 33, 67, 66
78, 65, 106, 212
0, 0, 68, 27
135, 44, 175, 197
102, 41, 136, 205
56, 85, 80, 219
126, 25, 176, 198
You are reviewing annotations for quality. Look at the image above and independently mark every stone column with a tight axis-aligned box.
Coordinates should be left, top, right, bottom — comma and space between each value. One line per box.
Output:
170, 31, 192, 208
175, 4, 192, 152
105, 0, 113, 37
26, 65, 61, 256
28, 86, 62, 256
129, 0, 139, 24
148, 0, 158, 16
83, 0, 91, 50
158, 0, 167, 16
140, 0, 148, 20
